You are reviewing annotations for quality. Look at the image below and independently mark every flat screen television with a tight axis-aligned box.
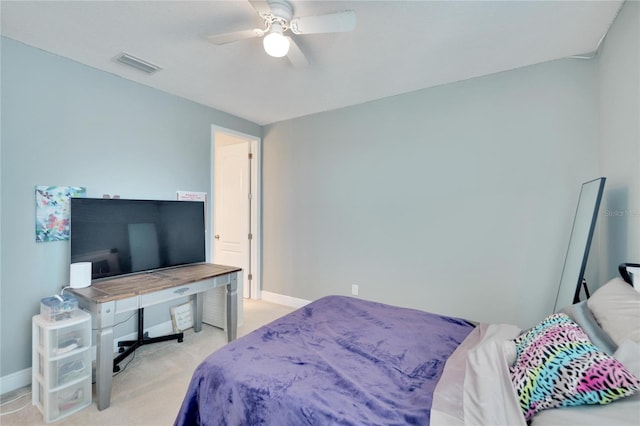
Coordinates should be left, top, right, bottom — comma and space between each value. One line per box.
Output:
70, 198, 206, 280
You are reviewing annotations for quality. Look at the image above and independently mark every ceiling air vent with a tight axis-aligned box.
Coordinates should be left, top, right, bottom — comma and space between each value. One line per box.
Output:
115, 53, 162, 75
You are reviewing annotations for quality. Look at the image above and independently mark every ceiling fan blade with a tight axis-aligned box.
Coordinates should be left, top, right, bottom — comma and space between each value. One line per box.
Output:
286, 37, 309, 68
206, 29, 264, 45
290, 10, 356, 35
248, 0, 272, 16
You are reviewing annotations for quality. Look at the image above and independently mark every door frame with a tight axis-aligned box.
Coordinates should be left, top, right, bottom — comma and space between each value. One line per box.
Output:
210, 125, 262, 299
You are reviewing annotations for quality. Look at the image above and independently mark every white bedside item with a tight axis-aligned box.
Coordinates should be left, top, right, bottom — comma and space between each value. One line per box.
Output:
32, 310, 92, 423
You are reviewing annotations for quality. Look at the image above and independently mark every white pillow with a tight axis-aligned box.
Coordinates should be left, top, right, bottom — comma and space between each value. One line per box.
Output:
587, 278, 640, 346
615, 339, 640, 377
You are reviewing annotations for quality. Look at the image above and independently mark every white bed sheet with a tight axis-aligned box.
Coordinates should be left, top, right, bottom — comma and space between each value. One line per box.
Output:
431, 323, 525, 426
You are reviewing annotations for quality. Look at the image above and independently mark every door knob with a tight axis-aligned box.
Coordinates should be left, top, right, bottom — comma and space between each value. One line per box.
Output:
214, 235, 220, 239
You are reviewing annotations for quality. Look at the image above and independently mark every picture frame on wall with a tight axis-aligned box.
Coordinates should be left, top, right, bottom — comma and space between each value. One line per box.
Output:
35, 185, 86, 242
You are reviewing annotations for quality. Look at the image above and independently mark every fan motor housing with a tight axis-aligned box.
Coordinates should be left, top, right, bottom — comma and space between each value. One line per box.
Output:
267, 0, 293, 22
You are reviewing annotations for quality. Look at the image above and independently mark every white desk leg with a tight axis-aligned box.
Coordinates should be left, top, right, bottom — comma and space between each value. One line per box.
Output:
193, 292, 203, 333
96, 326, 114, 410
226, 273, 238, 341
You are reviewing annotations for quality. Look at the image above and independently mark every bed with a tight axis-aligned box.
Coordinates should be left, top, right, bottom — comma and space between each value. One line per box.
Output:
175, 277, 640, 425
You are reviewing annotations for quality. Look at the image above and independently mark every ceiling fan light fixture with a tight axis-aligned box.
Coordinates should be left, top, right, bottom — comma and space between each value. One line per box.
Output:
263, 23, 290, 58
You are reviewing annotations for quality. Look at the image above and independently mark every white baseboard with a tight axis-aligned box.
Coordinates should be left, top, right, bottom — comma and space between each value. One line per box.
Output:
260, 291, 311, 309
0, 368, 31, 395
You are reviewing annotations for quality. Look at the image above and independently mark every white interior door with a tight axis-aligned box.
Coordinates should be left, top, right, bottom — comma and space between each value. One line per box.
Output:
214, 135, 250, 298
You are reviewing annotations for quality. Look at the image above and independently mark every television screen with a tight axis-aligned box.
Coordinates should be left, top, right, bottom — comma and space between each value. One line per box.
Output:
70, 198, 206, 280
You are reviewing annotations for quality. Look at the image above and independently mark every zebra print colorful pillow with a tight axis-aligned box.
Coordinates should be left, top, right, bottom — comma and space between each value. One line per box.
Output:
509, 313, 640, 421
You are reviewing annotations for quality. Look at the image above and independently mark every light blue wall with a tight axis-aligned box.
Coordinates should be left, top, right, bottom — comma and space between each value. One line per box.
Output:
262, 58, 600, 328
0, 37, 261, 377
597, 0, 640, 282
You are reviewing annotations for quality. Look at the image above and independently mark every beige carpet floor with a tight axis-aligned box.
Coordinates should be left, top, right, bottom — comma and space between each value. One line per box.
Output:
1, 299, 295, 425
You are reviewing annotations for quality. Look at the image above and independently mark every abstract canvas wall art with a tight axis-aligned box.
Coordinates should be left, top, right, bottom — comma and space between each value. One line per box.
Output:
35, 185, 86, 242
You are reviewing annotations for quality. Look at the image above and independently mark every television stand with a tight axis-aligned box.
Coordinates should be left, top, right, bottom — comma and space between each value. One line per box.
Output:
69, 263, 241, 410
113, 307, 184, 372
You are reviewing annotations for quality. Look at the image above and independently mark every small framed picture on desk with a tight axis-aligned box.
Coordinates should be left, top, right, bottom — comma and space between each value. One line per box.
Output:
171, 302, 194, 332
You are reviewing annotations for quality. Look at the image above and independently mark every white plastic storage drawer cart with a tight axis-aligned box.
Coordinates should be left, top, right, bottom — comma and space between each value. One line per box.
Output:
32, 310, 92, 422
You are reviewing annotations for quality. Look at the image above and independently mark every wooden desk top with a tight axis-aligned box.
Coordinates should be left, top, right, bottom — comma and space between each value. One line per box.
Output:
69, 263, 241, 304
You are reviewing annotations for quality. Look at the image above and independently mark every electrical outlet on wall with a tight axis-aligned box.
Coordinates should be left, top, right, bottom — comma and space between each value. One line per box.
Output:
351, 284, 359, 296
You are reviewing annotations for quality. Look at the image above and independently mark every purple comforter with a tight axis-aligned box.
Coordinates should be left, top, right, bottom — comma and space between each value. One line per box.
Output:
175, 296, 474, 426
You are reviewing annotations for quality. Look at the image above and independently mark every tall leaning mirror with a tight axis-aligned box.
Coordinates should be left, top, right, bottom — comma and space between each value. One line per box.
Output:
553, 177, 606, 312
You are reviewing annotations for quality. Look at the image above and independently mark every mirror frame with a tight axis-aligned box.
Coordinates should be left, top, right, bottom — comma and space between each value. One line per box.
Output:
553, 177, 606, 312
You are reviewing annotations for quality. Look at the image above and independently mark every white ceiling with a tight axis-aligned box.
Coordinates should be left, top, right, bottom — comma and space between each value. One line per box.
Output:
1, 0, 624, 126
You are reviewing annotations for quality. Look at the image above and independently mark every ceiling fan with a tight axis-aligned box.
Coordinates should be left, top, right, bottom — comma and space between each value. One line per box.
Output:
205, 0, 356, 67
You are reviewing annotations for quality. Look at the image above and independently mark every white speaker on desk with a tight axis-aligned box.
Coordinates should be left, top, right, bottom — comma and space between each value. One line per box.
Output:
70, 262, 92, 289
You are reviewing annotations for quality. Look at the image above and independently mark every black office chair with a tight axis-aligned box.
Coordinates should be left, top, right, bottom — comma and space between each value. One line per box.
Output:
112, 308, 183, 372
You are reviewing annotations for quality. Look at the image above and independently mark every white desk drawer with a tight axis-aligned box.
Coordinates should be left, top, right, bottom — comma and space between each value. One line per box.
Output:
139, 278, 223, 307
115, 298, 139, 314
211, 274, 231, 287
